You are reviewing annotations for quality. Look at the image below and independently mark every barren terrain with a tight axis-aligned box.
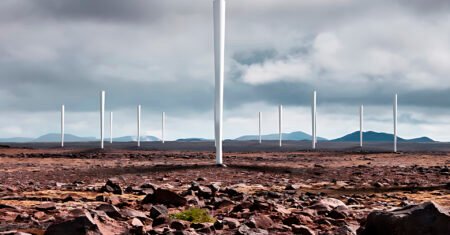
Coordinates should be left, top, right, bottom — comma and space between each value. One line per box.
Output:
0, 142, 449, 234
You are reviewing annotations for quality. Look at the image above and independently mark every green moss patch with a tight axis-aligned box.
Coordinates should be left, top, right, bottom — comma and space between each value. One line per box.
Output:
170, 208, 216, 223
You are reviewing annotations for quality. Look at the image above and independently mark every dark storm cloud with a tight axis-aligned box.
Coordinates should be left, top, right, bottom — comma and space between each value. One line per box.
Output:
0, 61, 214, 114
233, 49, 278, 66
0, 0, 450, 139
0, 0, 190, 23
396, 0, 450, 13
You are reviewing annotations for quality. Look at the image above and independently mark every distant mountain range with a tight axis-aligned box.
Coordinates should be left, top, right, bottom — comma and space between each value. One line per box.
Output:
331, 131, 434, 142
34, 133, 96, 142
235, 130, 434, 143
235, 131, 327, 141
0, 133, 160, 143
0, 137, 34, 143
0, 131, 435, 143
113, 136, 160, 142
176, 138, 210, 142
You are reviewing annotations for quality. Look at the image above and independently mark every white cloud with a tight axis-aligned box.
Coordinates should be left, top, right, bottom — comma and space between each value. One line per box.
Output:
237, 13, 450, 92
241, 57, 312, 84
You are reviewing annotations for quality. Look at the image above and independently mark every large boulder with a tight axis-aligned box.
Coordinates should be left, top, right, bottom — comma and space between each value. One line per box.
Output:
358, 201, 450, 235
142, 188, 187, 207
44, 211, 101, 235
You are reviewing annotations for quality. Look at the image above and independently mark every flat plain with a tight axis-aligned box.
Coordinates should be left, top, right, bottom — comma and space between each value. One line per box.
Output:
0, 141, 449, 234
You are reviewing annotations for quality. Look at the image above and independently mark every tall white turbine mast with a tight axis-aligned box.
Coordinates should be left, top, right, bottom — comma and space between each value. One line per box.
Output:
162, 112, 165, 143
279, 105, 283, 147
393, 94, 398, 153
258, 112, 262, 144
100, 91, 105, 149
110, 112, 113, 144
315, 92, 318, 145
213, 0, 225, 165
360, 105, 363, 148
61, 105, 65, 148
312, 90, 317, 149
137, 105, 141, 147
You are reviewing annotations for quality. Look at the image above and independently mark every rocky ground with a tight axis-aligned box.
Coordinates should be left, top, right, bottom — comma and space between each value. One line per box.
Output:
0, 146, 449, 234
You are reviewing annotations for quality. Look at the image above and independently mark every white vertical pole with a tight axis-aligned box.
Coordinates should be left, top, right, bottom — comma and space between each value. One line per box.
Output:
394, 94, 397, 153
61, 105, 65, 148
315, 91, 318, 145
100, 91, 105, 149
312, 90, 316, 149
279, 105, 283, 147
214, 0, 225, 165
110, 112, 113, 144
137, 105, 141, 147
360, 105, 363, 148
258, 112, 262, 144
162, 112, 165, 143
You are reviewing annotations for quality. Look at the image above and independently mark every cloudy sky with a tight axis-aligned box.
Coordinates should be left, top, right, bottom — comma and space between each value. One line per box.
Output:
1, 0, 450, 141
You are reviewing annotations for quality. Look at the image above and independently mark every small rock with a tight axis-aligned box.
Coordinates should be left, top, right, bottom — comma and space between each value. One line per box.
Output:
283, 216, 300, 226
96, 204, 122, 219
120, 207, 148, 220
150, 205, 168, 219
237, 224, 269, 235
310, 198, 347, 213
197, 186, 213, 199
152, 215, 169, 227
213, 197, 234, 209
336, 225, 356, 235
285, 184, 298, 190
101, 178, 123, 195
140, 182, 158, 190
373, 182, 384, 188
33, 211, 46, 220
223, 217, 240, 229
35, 202, 56, 212
291, 224, 315, 235
191, 222, 214, 233
328, 206, 349, 219
170, 220, 189, 230
250, 200, 271, 211
214, 220, 224, 230
129, 218, 145, 235
131, 217, 143, 227
208, 183, 221, 194
247, 214, 273, 229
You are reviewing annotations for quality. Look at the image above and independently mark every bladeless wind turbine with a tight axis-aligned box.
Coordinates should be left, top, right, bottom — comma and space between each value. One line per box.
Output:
61, 105, 65, 148
360, 105, 363, 148
100, 91, 105, 149
213, 0, 225, 165
110, 112, 113, 144
279, 105, 283, 147
393, 94, 398, 153
258, 112, 262, 144
312, 91, 317, 149
137, 105, 141, 147
161, 112, 165, 143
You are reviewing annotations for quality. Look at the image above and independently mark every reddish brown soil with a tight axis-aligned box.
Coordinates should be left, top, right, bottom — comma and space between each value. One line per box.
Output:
0, 147, 448, 234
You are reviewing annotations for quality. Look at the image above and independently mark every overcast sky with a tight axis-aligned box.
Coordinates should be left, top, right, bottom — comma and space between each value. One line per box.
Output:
0, 0, 450, 140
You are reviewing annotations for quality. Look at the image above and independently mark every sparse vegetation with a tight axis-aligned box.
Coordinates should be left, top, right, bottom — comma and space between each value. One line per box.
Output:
170, 208, 216, 223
